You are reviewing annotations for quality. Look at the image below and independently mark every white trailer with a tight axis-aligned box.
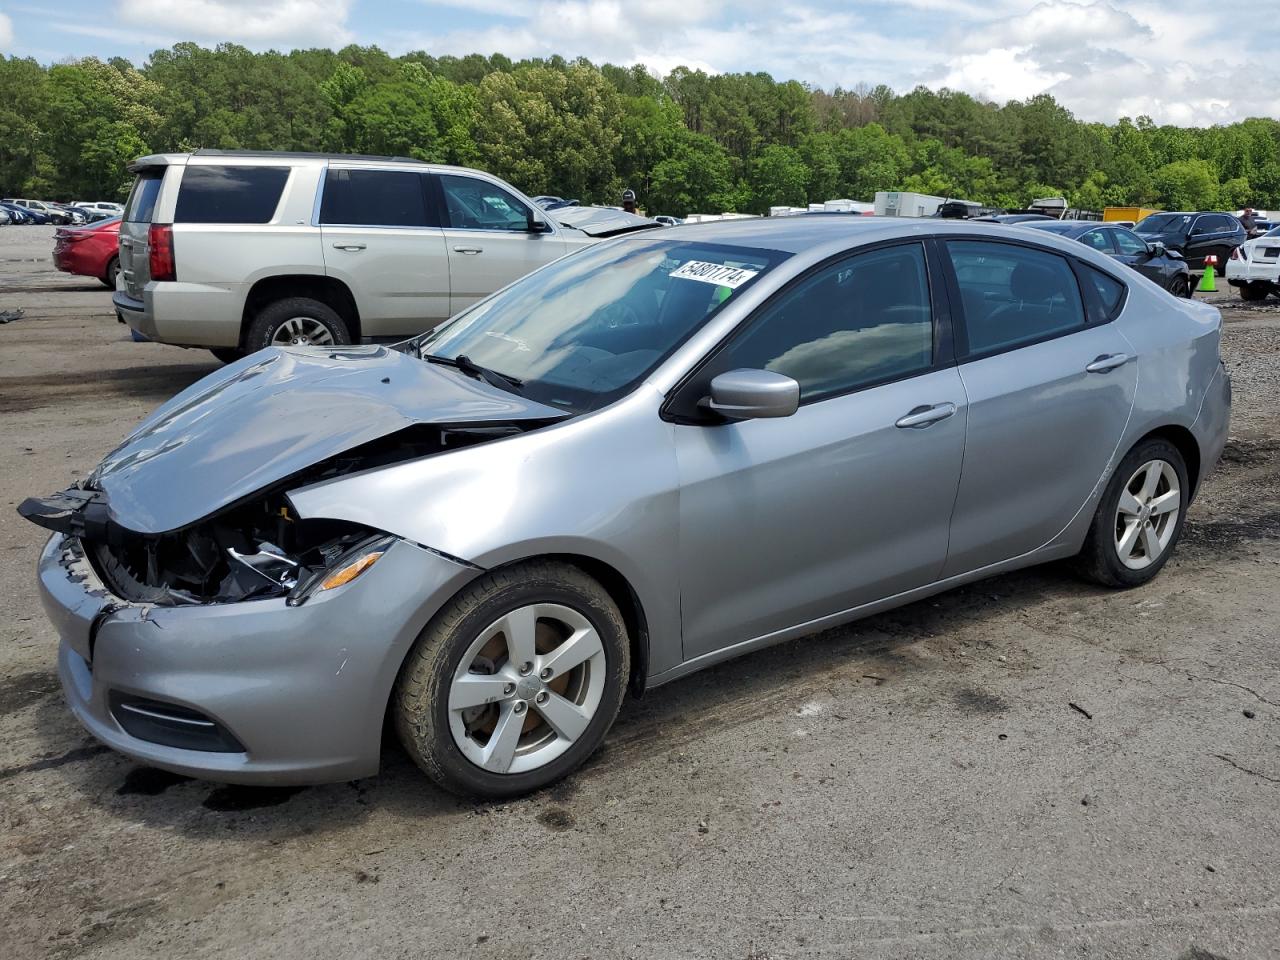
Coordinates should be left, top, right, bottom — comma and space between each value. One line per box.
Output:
874, 191, 945, 218
823, 198, 874, 214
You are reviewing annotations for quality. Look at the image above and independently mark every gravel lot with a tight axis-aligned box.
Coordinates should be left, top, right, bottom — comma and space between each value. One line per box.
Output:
1, 224, 1278, 960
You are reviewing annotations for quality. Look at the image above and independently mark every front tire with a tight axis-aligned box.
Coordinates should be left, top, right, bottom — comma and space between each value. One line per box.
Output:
395, 561, 630, 798
244, 297, 351, 353
1168, 275, 1190, 298
1074, 438, 1188, 588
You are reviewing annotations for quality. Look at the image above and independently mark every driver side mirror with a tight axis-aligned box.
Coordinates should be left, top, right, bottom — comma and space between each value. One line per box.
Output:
704, 369, 800, 421
527, 212, 551, 233
1147, 240, 1166, 258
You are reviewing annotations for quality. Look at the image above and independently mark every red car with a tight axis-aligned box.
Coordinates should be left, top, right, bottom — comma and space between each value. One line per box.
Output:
52, 216, 121, 288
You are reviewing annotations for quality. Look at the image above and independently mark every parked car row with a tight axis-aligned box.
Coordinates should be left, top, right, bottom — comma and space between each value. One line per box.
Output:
0, 197, 121, 225
1023, 220, 1193, 298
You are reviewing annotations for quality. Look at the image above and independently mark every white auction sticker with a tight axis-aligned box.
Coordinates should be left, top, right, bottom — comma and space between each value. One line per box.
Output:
669, 260, 759, 288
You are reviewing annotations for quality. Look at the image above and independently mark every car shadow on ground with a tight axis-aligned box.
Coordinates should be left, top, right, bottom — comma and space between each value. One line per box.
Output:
0, 363, 214, 414
16, 561, 1111, 840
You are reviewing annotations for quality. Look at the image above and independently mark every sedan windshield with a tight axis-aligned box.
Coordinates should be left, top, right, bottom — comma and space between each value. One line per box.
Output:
413, 238, 788, 413
1137, 213, 1192, 233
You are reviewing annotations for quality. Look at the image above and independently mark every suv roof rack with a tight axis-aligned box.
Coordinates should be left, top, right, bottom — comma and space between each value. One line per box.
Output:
191, 149, 428, 164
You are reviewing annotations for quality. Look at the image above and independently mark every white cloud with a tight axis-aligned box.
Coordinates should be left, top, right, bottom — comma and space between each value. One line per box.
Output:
0, 12, 13, 50
117, 0, 355, 47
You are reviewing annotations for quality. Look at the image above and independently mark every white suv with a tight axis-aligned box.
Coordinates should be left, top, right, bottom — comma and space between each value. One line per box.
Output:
114, 151, 657, 362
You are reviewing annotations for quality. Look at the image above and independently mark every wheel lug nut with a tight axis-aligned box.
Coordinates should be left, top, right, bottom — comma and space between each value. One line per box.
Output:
512, 701, 527, 715
535, 691, 549, 705
539, 667, 553, 680
503, 682, 515, 696
519, 661, 533, 675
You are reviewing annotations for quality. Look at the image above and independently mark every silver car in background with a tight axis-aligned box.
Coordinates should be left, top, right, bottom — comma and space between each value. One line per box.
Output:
24, 216, 1230, 797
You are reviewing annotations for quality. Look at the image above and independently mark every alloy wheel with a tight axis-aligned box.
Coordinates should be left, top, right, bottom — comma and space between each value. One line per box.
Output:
448, 603, 606, 775
1114, 459, 1181, 570
271, 316, 335, 347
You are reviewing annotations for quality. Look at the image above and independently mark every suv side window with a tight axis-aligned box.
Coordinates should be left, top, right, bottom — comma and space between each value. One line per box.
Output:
1195, 215, 1228, 235
1112, 228, 1148, 256
320, 169, 433, 227
123, 170, 164, 223
438, 174, 533, 231
175, 166, 289, 224
946, 241, 1086, 356
713, 243, 934, 402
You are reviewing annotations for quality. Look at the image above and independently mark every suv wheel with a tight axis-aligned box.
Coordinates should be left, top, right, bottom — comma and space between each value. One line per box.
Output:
395, 560, 630, 798
245, 297, 351, 352
209, 348, 245, 364
1074, 437, 1188, 589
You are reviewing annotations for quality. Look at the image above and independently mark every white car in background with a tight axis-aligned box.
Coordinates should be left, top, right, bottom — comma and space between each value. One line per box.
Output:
1226, 224, 1280, 301
72, 200, 125, 216
114, 151, 660, 362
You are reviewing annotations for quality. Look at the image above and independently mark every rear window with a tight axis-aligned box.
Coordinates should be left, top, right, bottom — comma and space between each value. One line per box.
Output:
123, 170, 164, 223
320, 169, 433, 227
175, 166, 289, 224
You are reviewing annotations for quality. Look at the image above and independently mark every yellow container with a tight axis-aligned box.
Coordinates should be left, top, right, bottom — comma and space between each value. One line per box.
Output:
1104, 206, 1161, 224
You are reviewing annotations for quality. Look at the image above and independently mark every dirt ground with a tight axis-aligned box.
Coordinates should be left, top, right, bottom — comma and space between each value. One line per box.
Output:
1, 225, 1277, 960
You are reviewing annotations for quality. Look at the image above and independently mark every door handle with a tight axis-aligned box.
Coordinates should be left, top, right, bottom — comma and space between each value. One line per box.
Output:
332, 243, 366, 251
452, 246, 483, 255
1085, 353, 1131, 373
895, 402, 957, 429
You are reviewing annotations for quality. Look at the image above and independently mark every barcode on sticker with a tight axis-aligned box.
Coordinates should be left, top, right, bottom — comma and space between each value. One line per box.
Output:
669, 260, 759, 288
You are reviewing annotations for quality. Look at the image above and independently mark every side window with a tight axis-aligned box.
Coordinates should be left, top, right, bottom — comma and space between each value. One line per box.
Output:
438, 175, 532, 231
1080, 230, 1114, 253
1112, 229, 1148, 256
946, 241, 1086, 356
1080, 264, 1126, 321
175, 166, 289, 224
320, 169, 432, 227
1195, 215, 1226, 235
715, 243, 934, 402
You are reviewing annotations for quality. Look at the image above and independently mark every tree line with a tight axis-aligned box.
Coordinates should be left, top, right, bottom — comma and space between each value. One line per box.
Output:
2, 43, 1278, 216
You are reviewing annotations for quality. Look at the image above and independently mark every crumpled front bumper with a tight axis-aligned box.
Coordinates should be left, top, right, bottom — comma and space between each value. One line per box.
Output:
39, 533, 478, 785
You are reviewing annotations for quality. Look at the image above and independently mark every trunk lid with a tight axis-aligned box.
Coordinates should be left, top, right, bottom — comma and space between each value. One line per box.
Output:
118, 164, 168, 297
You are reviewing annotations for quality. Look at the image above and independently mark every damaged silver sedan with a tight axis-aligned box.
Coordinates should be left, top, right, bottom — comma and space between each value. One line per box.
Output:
23, 217, 1230, 797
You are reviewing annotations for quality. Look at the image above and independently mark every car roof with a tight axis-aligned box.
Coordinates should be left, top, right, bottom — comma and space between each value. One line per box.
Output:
636, 214, 1105, 256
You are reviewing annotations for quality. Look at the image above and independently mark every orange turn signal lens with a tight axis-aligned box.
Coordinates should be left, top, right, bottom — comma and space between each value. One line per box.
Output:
318, 551, 385, 591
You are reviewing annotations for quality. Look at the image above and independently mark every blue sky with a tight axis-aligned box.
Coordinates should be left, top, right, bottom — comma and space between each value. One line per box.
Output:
0, 1, 1265, 126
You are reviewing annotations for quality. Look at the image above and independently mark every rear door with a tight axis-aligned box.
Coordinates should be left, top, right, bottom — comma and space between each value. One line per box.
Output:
319, 166, 450, 336
941, 239, 1137, 576
117, 166, 167, 297
434, 173, 568, 314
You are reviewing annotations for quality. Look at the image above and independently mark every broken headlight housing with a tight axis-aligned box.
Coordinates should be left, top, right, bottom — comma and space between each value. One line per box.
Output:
286, 534, 397, 607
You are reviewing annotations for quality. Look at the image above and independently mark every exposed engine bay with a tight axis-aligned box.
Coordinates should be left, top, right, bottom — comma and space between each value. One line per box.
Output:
18, 420, 547, 605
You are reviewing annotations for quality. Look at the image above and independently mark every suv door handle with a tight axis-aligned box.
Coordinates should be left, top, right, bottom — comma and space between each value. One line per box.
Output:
1085, 353, 1131, 373
452, 246, 483, 255
332, 243, 366, 251
895, 402, 957, 429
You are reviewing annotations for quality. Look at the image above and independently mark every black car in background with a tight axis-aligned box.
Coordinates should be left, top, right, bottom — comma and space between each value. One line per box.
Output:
1135, 211, 1245, 274
1024, 220, 1193, 297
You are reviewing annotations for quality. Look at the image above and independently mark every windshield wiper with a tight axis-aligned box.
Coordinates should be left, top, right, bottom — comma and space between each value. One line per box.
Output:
422, 352, 524, 393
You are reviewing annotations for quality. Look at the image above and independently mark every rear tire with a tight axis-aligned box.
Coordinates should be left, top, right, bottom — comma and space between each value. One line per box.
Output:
1239, 282, 1271, 302
244, 297, 351, 353
1073, 438, 1189, 589
395, 560, 630, 798
99, 256, 119, 289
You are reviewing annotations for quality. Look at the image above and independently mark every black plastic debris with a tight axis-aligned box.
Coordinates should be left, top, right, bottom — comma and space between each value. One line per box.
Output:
0, 308, 24, 324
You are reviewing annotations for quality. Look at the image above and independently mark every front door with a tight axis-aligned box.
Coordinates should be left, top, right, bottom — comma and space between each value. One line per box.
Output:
319, 166, 451, 336
672, 242, 967, 661
940, 239, 1138, 576
435, 173, 567, 314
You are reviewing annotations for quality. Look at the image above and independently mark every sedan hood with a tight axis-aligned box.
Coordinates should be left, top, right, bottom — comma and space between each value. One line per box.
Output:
86, 345, 566, 534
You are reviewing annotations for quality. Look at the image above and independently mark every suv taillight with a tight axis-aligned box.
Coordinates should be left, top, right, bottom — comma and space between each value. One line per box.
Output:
148, 223, 175, 281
